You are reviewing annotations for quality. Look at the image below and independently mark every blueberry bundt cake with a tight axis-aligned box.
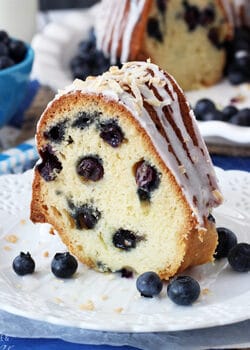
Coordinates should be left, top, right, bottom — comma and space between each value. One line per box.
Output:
30, 61, 223, 279
95, 0, 232, 90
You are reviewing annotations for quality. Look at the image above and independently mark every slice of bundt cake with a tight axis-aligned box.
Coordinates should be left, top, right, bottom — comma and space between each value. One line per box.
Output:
30, 61, 222, 279
95, 0, 232, 90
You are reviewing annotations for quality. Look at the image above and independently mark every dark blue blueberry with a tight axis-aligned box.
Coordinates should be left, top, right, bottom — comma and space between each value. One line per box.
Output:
208, 213, 216, 223
51, 252, 78, 278
183, 1, 200, 31
12, 252, 35, 276
0, 42, 9, 56
230, 108, 250, 126
0, 30, 10, 44
8, 39, 27, 63
113, 229, 137, 251
200, 7, 215, 26
72, 111, 97, 129
157, 0, 167, 13
77, 156, 104, 181
222, 105, 238, 120
118, 268, 134, 278
208, 27, 222, 49
194, 98, 216, 120
37, 144, 62, 181
228, 243, 250, 272
202, 110, 225, 122
147, 18, 163, 42
0, 56, 15, 70
44, 120, 67, 143
136, 271, 163, 298
70, 28, 111, 80
137, 188, 151, 201
214, 227, 238, 259
135, 161, 160, 200
99, 120, 124, 148
227, 66, 248, 85
70, 203, 101, 230
234, 51, 250, 69
167, 275, 200, 305
78, 39, 96, 58
72, 64, 91, 80
233, 27, 250, 52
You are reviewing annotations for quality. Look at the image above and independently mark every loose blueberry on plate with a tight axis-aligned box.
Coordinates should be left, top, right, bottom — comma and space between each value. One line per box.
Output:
136, 271, 163, 298
167, 275, 200, 306
51, 252, 78, 278
214, 227, 238, 259
222, 105, 238, 120
70, 28, 111, 80
194, 98, 216, 120
228, 243, 250, 272
202, 109, 225, 122
12, 252, 35, 276
230, 108, 250, 127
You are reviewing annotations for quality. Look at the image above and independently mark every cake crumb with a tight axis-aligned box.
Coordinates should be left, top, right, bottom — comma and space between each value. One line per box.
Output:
20, 219, 26, 225
101, 295, 109, 301
3, 245, 11, 251
178, 165, 186, 174
114, 307, 124, 313
49, 227, 56, 235
43, 251, 49, 257
54, 297, 63, 304
80, 300, 95, 311
201, 288, 211, 295
5, 234, 18, 244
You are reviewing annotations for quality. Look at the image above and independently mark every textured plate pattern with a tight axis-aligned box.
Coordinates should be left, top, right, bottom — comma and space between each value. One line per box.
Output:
0, 169, 249, 332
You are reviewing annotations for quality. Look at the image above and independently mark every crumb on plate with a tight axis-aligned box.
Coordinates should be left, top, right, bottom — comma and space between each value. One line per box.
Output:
5, 234, 18, 243
79, 300, 95, 311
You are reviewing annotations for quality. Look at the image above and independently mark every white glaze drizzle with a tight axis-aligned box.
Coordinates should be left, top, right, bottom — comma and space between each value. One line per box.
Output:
220, 0, 250, 27
53, 61, 223, 228
95, 0, 146, 63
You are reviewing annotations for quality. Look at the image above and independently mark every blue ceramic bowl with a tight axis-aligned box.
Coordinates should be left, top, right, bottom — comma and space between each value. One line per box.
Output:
0, 44, 34, 128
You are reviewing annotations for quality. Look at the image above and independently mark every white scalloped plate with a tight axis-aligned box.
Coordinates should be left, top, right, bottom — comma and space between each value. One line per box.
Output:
0, 168, 249, 333
31, 8, 250, 145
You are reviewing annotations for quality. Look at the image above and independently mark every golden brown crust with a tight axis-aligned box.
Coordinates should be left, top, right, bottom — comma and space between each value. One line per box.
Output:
30, 90, 217, 280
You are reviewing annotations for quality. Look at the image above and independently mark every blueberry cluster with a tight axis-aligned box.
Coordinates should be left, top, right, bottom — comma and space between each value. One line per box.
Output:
225, 27, 250, 85
214, 227, 250, 272
0, 30, 27, 70
13, 251, 78, 278
194, 98, 250, 126
70, 29, 113, 80
182, 1, 216, 32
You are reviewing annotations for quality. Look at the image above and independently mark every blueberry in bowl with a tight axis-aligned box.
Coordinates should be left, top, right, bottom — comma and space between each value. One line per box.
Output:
0, 30, 34, 127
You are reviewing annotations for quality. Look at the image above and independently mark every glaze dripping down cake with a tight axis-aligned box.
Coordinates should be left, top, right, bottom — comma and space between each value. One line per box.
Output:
95, 0, 233, 90
30, 61, 223, 279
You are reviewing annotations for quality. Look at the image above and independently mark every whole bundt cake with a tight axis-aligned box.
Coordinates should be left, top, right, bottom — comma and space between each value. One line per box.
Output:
30, 61, 222, 279
95, 0, 233, 90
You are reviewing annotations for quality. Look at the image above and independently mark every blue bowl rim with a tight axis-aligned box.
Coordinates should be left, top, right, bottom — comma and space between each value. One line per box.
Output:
0, 44, 34, 75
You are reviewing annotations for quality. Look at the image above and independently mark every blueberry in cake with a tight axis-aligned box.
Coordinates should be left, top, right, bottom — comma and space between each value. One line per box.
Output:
94, 0, 232, 90
30, 61, 222, 279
